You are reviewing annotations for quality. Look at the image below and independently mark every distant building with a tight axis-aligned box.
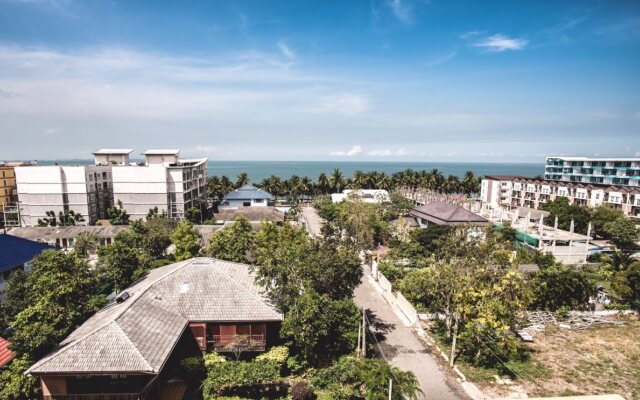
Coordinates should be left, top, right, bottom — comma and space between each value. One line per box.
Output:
545, 156, 640, 188
8, 225, 128, 249
27, 257, 283, 399
0, 165, 17, 209
409, 201, 489, 228
330, 189, 390, 204
220, 184, 272, 210
481, 175, 640, 217
13, 148, 207, 226
0, 234, 55, 300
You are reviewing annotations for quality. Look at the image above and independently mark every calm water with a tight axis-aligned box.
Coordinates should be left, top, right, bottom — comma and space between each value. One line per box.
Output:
35, 160, 542, 182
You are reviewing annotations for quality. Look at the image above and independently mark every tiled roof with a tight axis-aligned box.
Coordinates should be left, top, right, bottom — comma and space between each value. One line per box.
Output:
27, 258, 282, 375
223, 184, 273, 201
0, 337, 15, 367
410, 201, 489, 226
8, 226, 128, 241
0, 234, 55, 273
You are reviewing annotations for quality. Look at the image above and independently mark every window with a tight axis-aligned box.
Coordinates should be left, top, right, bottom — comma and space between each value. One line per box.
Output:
243, 201, 251, 207
254, 199, 264, 203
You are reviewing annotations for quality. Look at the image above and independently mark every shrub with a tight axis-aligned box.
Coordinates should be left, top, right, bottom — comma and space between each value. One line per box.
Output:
290, 381, 317, 400
256, 346, 289, 366
202, 359, 281, 397
179, 357, 206, 383
203, 352, 227, 368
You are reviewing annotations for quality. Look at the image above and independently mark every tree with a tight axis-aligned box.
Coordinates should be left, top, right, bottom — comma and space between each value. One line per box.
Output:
107, 200, 130, 225
0, 270, 32, 328
11, 251, 104, 360
0, 357, 39, 400
171, 221, 201, 261
605, 217, 639, 258
235, 172, 249, 188
208, 216, 255, 262
37, 209, 84, 227
530, 265, 596, 311
611, 261, 640, 311
590, 205, 625, 239
74, 232, 99, 258
540, 197, 591, 234
98, 241, 143, 293
185, 207, 202, 224
147, 206, 168, 220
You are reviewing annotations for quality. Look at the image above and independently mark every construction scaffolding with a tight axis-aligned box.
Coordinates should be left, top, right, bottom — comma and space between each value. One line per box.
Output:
1, 203, 21, 229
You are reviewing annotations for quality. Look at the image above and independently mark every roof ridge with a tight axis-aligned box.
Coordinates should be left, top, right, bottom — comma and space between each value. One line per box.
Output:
112, 321, 155, 372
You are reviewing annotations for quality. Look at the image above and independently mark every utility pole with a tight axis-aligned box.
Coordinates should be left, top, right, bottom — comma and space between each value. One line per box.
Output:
361, 307, 366, 358
388, 378, 393, 400
357, 321, 361, 357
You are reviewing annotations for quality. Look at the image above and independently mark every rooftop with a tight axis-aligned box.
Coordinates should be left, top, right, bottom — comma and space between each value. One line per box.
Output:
410, 201, 490, 226
547, 156, 640, 162
143, 149, 180, 155
0, 337, 15, 367
223, 184, 272, 201
0, 233, 55, 273
27, 258, 282, 376
8, 226, 129, 241
92, 149, 134, 155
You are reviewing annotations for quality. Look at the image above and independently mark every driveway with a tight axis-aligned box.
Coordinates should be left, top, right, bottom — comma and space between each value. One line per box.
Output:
354, 276, 469, 400
301, 205, 322, 238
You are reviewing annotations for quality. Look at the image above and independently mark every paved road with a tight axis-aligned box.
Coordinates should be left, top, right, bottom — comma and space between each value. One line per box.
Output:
354, 276, 469, 400
301, 206, 322, 237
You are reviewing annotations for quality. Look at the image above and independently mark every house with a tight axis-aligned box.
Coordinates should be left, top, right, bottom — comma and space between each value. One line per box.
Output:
409, 201, 490, 228
330, 189, 390, 204
220, 184, 272, 210
213, 207, 285, 223
0, 233, 55, 300
26, 257, 283, 400
8, 225, 129, 249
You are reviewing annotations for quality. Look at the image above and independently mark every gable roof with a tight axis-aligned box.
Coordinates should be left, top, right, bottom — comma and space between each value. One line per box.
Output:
0, 337, 15, 367
409, 201, 489, 226
27, 258, 283, 376
0, 234, 55, 273
223, 184, 272, 201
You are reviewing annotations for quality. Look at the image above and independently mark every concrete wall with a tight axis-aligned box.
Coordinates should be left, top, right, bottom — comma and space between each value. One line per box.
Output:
219, 198, 268, 210
112, 165, 168, 220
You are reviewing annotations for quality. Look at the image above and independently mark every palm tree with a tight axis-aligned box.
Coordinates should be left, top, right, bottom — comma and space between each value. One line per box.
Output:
300, 176, 313, 199
235, 173, 249, 188
461, 170, 480, 195
330, 168, 345, 193
376, 172, 392, 191
317, 173, 330, 194
443, 175, 461, 194
220, 175, 234, 195
350, 170, 366, 189
429, 169, 445, 191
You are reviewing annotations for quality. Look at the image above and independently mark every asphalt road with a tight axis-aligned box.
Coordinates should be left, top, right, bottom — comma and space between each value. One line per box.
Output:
354, 276, 470, 400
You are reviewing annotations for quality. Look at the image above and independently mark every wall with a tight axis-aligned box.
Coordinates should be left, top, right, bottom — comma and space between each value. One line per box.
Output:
112, 165, 168, 220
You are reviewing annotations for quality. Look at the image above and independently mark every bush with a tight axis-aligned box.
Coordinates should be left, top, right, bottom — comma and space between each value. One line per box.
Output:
531, 266, 596, 311
256, 346, 289, 366
203, 352, 227, 367
202, 359, 281, 397
290, 381, 317, 400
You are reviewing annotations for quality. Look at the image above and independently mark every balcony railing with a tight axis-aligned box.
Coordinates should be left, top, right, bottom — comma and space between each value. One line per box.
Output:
43, 376, 158, 400
209, 334, 266, 352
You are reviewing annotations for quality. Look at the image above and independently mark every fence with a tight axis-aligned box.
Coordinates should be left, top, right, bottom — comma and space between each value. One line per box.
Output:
368, 261, 419, 326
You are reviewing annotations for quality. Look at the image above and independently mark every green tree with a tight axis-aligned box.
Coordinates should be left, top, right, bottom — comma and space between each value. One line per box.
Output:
0, 357, 39, 400
605, 217, 639, 259
73, 232, 99, 258
0, 270, 32, 328
235, 172, 249, 188
98, 241, 143, 293
185, 207, 202, 224
146, 206, 168, 220
11, 251, 104, 360
171, 221, 201, 261
611, 261, 640, 311
208, 216, 255, 262
540, 197, 591, 234
590, 205, 625, 239
107, 200, 130, 225
531, 265, 596, 311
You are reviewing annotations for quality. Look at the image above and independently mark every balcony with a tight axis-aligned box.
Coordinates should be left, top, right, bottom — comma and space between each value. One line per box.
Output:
43, 378, 157, 400
209, 334, 266, 352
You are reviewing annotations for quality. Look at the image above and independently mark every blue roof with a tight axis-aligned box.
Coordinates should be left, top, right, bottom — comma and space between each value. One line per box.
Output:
223, 184, 273, 201
0, 234, 55, 273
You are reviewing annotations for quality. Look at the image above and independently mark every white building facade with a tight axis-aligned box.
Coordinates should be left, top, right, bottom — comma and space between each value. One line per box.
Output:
545, 156, 640, 187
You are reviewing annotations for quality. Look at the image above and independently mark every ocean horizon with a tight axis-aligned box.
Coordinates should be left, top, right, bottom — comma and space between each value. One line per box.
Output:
30, 160, 543, 182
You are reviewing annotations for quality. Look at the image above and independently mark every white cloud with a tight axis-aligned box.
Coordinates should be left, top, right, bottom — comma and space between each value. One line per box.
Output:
388, 0, 412, 25
320, 94, 370, 115
277, 41, 295, 59
368, 148, 409, 157
329, 145, 362, 157
471, 34, 528, 52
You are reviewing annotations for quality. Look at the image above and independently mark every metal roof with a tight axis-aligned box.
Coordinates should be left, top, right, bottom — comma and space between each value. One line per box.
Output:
27, 258, 283, 376
223, 184, 272, 201
409, 201, 489, 226
0, 234, 55, 273
92, 149, 134, 155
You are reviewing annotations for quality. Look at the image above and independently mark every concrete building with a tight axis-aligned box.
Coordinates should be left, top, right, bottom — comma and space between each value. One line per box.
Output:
481, 176, 640, 218
0, 165, 16, 209
14, 164, 114, 226
545, 156, 640, 187
106, 149, 207, 221
220, 184, 272, 210
330, 189, 390, 204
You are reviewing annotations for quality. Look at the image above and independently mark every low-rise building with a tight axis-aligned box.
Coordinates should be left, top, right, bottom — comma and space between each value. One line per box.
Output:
26, 257, 283, 399
0, 233, 55, 300
331, 189, 390, 204
481, 176, 640, 217
409, 201, 489, 228
220, 184, 272, 210
8, 225, 128, 249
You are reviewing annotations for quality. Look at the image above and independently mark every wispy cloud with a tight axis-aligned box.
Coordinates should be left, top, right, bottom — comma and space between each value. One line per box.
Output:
320, 94, 370, 115
368, 148, 409, 157
277, 41, 295, 59
425, 50, 457, 67
470, 33, 528, 52
329, 145, 362, 157
388, 0, 412, 25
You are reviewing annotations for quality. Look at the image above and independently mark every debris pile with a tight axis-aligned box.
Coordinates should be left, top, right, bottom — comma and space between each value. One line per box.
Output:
521, 311, 625, 331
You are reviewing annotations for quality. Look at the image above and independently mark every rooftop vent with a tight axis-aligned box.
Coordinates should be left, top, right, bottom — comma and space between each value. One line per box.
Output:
115, 291, 131, 303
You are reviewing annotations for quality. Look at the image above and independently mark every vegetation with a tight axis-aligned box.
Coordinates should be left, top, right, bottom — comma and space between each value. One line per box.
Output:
208, 216, 255, 262
37, 209, 85, 226
171, 221, 201, 261
106, 199, 130, 225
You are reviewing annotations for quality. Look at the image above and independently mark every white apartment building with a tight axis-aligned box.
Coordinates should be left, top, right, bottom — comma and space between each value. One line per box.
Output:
15, 164, 113, 226
481, 175, 640, 218
101, 149, 207, 221
14, 149, 207, 226
544, 156, 640, 187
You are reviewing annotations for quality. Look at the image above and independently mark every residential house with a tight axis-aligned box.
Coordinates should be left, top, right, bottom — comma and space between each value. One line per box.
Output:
409, 201, 490, 228
330, 189, 390, 204
8, 226, 129, 249
0, 233, 55, 300
220, 184, 272, 210
26, 257, 283, 400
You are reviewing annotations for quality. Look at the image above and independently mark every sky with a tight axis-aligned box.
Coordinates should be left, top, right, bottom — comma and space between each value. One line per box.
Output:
0, 0, 639, 162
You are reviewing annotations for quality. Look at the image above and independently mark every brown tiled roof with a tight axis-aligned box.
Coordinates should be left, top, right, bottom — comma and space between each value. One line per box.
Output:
409, 201, 489, 226
27, 258, 282, 376
0, 337, 15, 367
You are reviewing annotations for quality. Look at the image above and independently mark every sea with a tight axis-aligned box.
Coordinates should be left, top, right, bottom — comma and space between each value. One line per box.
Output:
33, 160, 542, 182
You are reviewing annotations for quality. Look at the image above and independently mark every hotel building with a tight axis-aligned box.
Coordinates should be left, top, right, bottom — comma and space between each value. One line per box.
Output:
544, 157, 640, 188
481, 175, 640, 218
14, 149, 207, 226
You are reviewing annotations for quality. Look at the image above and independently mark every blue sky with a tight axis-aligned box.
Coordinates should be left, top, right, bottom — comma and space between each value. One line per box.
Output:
0, 0, 638, 162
